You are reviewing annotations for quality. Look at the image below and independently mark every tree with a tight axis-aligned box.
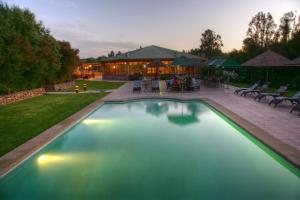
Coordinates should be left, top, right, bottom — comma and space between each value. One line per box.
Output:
108, 50, 115, 58
226, 49, 247, 64
277, 11, 296, 43
293, 16, 300, 35
57, 41, 80, 82
188, 48, 201, 56
116, 51, 122, 56
242, 37, 265, 60
85, 57, 97, 63
246, 12, 277, 48
199, 29, 223, 59
0, 3, 77, 94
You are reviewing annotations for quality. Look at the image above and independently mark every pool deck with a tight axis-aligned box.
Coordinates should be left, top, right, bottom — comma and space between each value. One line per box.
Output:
1, 81, 300, 176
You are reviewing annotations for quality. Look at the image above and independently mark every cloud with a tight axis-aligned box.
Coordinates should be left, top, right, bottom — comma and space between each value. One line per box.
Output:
75, 40, 140, 58
49, 22, 141, 58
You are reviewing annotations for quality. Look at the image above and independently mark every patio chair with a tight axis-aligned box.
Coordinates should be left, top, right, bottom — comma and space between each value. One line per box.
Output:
166, 80, 172, 90
234, 80, 261, 95
254, 84, 289, 102
133, 80, 141, 92
290, 102, 300, 115
151, 80, 160, 92
269, 90, 300, 107
241, 82, 270, 97
191, 78, 201, 90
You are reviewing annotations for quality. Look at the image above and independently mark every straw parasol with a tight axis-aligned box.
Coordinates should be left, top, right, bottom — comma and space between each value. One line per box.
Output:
241, 50, 290, 67
286, 57, 300, 66
241, 50, 291, 80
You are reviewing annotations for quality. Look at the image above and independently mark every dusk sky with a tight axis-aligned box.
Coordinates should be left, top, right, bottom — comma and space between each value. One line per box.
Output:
5, 0, 300, 58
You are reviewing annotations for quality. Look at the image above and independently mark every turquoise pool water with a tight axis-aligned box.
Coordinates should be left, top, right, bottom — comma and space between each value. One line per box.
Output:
0, 99, 300, 200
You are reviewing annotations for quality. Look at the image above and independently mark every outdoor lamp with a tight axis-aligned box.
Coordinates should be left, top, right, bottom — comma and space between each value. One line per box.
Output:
75, 85, 79, 93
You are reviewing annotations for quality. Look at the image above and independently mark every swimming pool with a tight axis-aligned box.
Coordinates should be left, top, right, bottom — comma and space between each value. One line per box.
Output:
0, 99, 299, 199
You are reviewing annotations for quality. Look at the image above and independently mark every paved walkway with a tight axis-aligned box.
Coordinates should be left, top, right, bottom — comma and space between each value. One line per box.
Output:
103, 82, 300, 151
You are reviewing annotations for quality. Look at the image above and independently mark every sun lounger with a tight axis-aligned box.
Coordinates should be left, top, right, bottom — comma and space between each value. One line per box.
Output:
234, 81, 260, 95
290, 103, 300, 115
254, 84, 289, 102
151, 80, 160, 92
241, 82, 270, 97
269, 90, 300, 107
133, 80, 141, 92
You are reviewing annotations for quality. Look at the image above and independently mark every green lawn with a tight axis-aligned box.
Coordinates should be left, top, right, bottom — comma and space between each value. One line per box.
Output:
70, 80, 125, 91
230, 82, 296, 97
0, 93, 106, 156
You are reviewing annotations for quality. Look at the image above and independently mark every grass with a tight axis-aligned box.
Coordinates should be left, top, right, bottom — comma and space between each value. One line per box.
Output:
0, 93, 107, 156
69, 80, 125, 91
230, 81, 297, 97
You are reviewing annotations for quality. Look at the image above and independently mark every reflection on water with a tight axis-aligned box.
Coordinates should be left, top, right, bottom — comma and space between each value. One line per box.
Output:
144, 100, 207, 126
146, 101, 169, 117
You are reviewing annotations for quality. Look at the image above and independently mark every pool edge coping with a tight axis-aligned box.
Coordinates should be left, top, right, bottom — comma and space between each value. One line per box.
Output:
1, 96, 299, 178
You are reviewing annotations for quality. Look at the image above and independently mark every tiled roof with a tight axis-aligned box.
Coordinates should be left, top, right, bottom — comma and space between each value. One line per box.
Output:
103, 45, 205, 62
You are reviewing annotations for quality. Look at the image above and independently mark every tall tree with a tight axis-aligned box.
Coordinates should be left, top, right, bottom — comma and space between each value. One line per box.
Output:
246, 12, 277, 48
116, 51, 122, 56
57, 41, 80, 82
108, 50, 115, 58
0, 3, 61, 93
293, 15, 300, 35
199, 29, 223, 59
277, 11, 296, 42
0, 3, 78, 94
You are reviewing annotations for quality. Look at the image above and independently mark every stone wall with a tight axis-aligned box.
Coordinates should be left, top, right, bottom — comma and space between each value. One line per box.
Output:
0, 88, 45, 105
0, 81, 75, 105
44, 81, 75, 91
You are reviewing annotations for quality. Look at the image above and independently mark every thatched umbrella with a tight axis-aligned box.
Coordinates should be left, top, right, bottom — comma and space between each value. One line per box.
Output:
241, 50, 291, 80
286, 57, 300, 66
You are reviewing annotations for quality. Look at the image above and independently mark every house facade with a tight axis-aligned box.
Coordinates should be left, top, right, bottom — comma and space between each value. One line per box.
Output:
77, 45, 206, 80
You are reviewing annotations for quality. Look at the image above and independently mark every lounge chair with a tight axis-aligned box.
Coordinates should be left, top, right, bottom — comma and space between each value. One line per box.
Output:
290, 103, 300, 115
241, 82, 270, 97
234, 81, 261, 95
254, 84, 289, 102
269, 90, 300, 107
133, 80, 141, 92
151, 80, 160, 92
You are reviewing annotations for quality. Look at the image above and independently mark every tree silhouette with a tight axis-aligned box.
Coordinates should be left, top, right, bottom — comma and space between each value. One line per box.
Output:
108, 51, 115, 58
199, 29, 223, 59
247, 12, 277, 48
277, 11, 296, 43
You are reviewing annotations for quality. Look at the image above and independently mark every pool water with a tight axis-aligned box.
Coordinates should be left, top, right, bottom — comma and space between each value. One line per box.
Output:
0, 99, 300, 200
